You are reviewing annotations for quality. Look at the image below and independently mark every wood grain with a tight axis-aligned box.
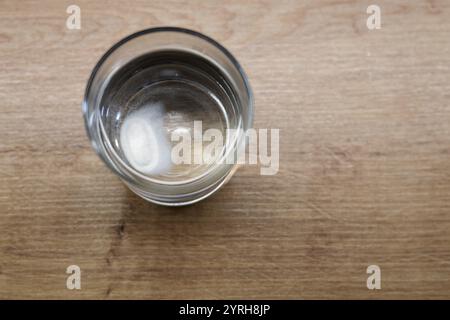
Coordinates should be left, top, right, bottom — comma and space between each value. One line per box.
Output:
1, 0, 450, 299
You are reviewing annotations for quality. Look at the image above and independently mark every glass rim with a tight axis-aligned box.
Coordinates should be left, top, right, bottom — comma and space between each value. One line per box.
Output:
83, 26, 254, 187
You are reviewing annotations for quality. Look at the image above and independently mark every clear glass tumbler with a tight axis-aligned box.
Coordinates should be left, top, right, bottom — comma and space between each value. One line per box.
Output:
83, 27, 254, 206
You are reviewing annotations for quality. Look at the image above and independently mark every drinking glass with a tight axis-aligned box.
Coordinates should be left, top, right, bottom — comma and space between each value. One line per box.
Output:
83, 27, 253, 206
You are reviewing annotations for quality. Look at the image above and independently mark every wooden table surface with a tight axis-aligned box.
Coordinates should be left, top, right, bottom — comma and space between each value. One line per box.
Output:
1, 0, 450, 299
